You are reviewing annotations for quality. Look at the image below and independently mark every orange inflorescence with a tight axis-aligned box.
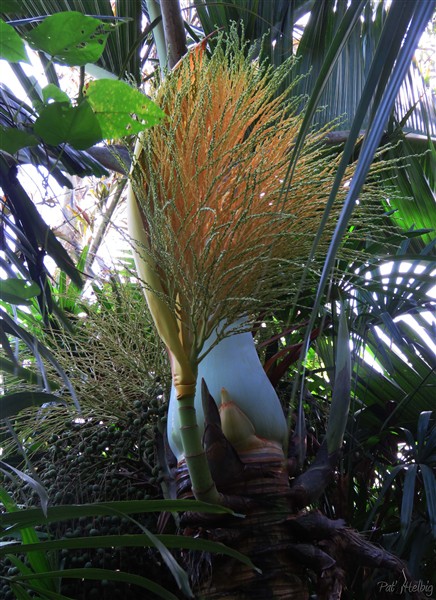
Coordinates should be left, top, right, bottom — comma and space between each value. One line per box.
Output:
134, 42, 342, 341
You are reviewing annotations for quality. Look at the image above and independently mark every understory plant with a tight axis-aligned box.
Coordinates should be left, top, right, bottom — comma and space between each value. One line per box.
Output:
0, 473, 254, 600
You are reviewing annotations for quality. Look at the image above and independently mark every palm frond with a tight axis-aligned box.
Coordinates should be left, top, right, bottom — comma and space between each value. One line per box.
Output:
1, 0, 143, 82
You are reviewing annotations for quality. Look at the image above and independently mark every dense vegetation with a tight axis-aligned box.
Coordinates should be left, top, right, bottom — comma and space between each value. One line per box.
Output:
0, 1, 435, 599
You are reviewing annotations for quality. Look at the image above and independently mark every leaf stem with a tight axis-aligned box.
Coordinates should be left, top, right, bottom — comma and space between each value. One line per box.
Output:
78, 66, 85, 102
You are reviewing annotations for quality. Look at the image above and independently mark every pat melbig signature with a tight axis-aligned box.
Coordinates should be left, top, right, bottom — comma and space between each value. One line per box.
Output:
377, 571, 433, 597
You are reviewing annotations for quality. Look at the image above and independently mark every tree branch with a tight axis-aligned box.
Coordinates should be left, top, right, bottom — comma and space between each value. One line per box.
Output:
85, 145, 131, 175
160, 0, 187, 69
85, 178, 127, 273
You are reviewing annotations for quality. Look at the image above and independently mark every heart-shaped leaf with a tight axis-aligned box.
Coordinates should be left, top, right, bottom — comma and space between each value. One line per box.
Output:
42, 83, 70, 105
84, 79, 166, 139
0, 19, 28, 63
25, 11, 112, 66
34, 100, 102, 149
0, 126, 37, 154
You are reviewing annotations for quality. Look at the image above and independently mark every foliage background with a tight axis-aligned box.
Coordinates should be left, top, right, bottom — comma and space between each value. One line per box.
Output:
0, 1, 435, 599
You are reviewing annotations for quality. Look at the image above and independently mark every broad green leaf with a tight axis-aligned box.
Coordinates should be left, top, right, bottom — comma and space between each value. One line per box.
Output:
25, 12, 112, 67
0, 278, 40, 305
0, 19, 28, 62
0, 126, 38, 154
84, 79, 166, 139
42, 84, 70, 105
34, 101, 102, 150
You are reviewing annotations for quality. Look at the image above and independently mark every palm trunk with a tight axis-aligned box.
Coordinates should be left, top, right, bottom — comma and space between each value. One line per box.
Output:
168, 379, 418, 600
176, 443, 309, 600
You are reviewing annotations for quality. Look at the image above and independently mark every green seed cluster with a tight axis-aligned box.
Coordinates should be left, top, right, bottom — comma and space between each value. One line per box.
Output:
0, 390, 174, 600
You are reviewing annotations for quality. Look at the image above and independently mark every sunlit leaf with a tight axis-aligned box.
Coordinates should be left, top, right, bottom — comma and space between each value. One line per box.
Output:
84, 79, 166, 138
25, 12, 112, 66
42, 83, 70, 105
0, 18, 28, 62
34, 101, 102, 150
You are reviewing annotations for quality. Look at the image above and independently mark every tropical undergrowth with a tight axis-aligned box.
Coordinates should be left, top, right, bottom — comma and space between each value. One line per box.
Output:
0, 274, 178, 599
1, 21, 434, 600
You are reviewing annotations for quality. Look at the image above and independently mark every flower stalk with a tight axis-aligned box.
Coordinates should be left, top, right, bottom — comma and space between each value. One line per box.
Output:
128, 155, 219, 503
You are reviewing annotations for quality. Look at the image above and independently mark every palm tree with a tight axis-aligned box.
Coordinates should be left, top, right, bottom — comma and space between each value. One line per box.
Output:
1, 1, 435, 598
126, 1, 436, 597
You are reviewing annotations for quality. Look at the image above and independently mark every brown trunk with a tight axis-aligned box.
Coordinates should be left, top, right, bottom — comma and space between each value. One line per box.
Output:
172, 441, 418, 600
167, 383, 417, 600
176, 443, 309, 600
